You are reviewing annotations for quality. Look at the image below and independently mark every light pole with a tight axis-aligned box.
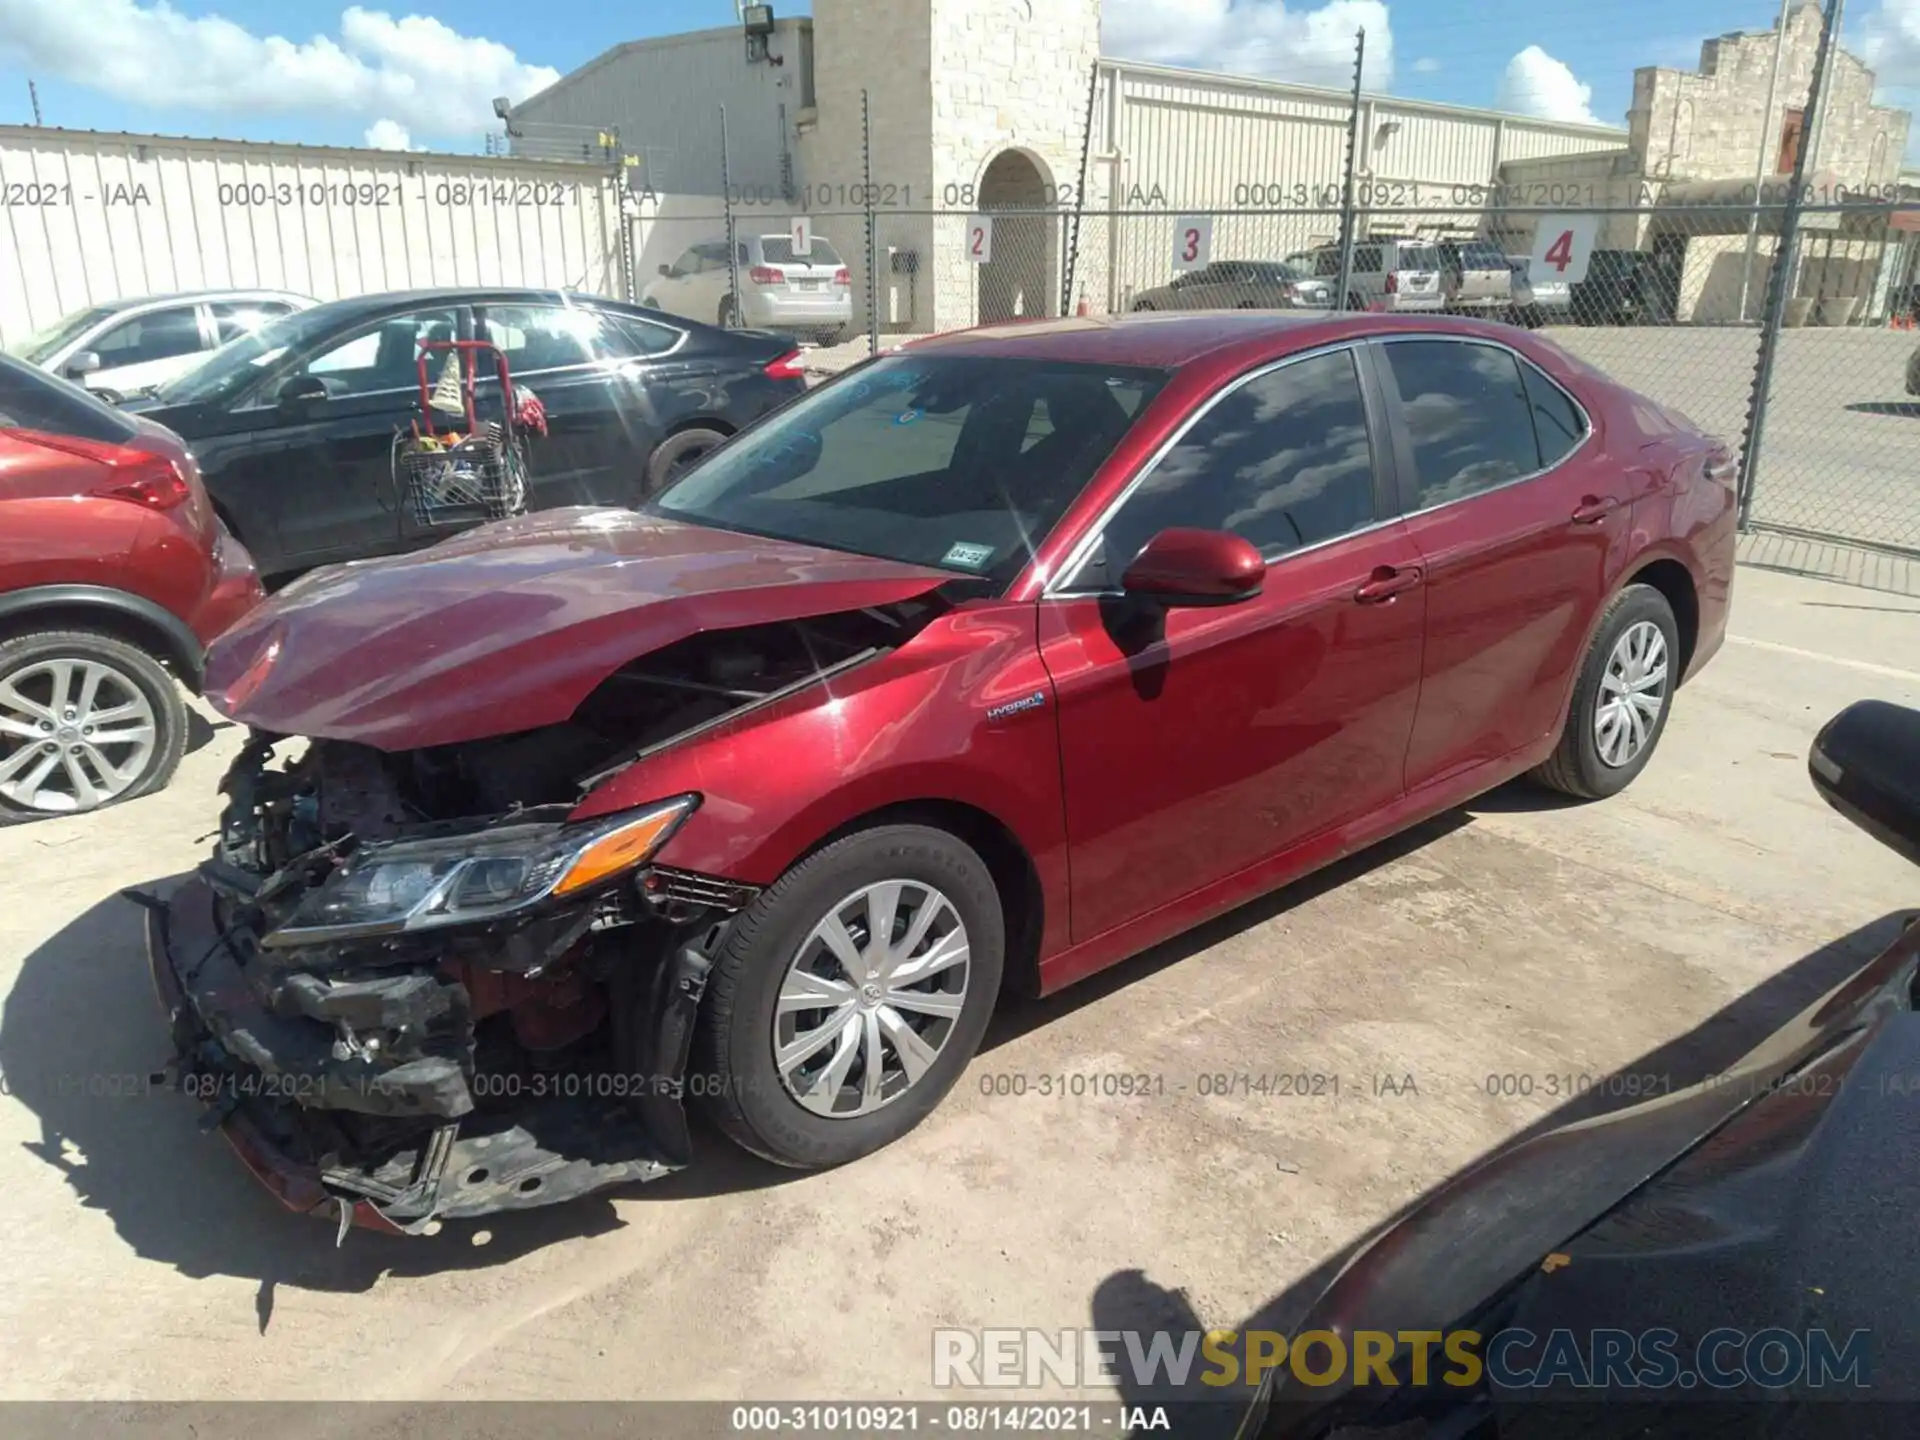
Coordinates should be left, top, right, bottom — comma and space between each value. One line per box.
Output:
1736, 0, 1792, 324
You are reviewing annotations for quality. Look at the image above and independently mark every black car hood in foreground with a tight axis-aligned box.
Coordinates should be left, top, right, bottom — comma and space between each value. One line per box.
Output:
1258, 912, 1920, 1436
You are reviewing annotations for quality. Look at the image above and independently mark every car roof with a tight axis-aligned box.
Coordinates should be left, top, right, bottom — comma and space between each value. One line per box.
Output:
91, 288, 313, 313
295, 287, 638, 323
899, 311, 1530, 371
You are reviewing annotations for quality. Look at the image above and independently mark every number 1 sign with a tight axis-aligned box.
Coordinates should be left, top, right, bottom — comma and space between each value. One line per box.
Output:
1530, 214, 1599, 286
1173, 215, 1213, 272
966, 215, 994, 265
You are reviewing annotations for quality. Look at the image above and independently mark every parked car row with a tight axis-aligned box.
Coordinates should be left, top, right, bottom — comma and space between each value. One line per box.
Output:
1, 284, 814, 821
1130, 241, 1671, 328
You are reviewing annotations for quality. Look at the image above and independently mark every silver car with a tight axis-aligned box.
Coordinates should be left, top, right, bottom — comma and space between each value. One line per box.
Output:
1438, 239, 1516, 313
643, 233, 852, 341
9, 288, 316, 399
1131, 260, 1331, 312
1507, 255, 1572, 327
1302, 238, 1445, 312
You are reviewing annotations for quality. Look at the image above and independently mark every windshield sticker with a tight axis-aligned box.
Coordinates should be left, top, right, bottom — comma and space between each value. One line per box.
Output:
894, 408, 923, 426
942, 541, 995, 570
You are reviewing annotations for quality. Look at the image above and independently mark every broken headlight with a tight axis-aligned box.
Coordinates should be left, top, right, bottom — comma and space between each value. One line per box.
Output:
262, 796, 698, 947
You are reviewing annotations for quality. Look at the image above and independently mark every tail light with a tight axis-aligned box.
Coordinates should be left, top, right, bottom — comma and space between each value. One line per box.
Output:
833, 267, 851, 286
764, 351, 807, 381
1385, 272, 1399, 294
15, 428, 193, 509
748, 265, 783, 285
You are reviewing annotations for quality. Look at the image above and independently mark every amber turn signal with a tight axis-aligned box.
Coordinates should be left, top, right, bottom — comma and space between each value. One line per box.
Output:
553, 799, 695, 896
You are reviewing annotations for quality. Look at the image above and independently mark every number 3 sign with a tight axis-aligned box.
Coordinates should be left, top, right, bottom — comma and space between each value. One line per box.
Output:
1173, 215, 1213, 272
1530, 214, 1599, 285
966, 215, 994, 264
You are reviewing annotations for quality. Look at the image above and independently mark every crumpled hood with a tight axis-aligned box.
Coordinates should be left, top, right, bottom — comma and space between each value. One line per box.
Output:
205, 508, 951, 750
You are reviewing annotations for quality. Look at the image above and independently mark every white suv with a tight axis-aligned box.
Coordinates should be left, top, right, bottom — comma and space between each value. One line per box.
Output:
643, 234, 852, 341
12, 289, 317, 399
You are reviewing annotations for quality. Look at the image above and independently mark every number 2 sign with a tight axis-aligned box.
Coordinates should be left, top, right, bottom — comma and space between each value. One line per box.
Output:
966, 215, 994, 265
1173, 215, 1213, 272
1530, 214, 1599, 285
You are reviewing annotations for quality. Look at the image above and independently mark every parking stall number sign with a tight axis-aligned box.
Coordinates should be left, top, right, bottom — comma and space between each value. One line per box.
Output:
790, 215, 812, 257
1531, 214, 1599, 285
966, 215, 994, 264
1173, 215, 1213, 272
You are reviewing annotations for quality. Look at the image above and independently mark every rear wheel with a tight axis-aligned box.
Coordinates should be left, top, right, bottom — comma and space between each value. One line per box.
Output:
1346, 291, 1364, 312
0, 629, 187, 825
1133, 300, 1157, 312
645, 427, 729, 494
694, 824, 1005, 1169
1531, 584, 1679, 800
717, 295, 737, 328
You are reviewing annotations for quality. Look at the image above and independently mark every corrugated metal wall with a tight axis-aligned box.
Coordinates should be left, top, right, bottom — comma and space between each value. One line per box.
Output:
0, 127, 623, 348
1094, 60, 1630, 306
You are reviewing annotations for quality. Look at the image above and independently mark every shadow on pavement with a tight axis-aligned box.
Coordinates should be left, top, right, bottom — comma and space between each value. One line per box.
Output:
1088, 909, 1913, 1437
0, 873, 795, 1309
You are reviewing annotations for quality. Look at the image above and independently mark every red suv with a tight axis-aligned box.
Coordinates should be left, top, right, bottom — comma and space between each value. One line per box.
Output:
0, 352, 263, 823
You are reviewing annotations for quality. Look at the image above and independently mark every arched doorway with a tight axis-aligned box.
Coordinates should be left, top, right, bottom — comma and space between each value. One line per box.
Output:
977, 150, 1054, 323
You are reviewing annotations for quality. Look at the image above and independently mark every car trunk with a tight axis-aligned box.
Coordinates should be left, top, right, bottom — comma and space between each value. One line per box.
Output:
754, 237, 846, 300
1448, 243, 1512, 306
1393, 245, 1442, 301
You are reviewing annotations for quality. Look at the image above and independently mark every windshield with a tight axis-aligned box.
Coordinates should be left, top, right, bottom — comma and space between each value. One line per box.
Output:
650, 354, 1169, 585
153, 303, 348, 404
12, 306, 116, 365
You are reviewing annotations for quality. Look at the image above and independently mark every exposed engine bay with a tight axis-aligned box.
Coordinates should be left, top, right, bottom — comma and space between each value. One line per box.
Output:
143, 605, 935, 1235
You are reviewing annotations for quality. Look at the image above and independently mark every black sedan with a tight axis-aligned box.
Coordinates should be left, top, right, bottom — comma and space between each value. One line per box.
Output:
123, 288, 807, 580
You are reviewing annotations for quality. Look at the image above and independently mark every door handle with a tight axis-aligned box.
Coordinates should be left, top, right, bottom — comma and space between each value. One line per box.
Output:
1571, 495, 1622, 525
1354, 565, 1422, 604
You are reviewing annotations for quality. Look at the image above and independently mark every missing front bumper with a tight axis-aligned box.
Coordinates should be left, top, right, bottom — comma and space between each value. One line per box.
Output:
144, 879, 693, 1233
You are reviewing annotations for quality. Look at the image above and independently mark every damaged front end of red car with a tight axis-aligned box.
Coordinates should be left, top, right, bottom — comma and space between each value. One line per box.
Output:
143, 568, 951, 1236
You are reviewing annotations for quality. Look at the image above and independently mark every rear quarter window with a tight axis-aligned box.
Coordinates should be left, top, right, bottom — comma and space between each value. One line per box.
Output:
0, 353, 140, 444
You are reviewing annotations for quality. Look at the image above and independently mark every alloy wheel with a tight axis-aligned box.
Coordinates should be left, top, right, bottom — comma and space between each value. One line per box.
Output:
1594, 620, 1669, 768
772, 879, 972, 1118
0, 657, 158, 813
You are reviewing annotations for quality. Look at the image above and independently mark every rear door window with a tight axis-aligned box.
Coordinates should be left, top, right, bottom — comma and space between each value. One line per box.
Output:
90, 306, 207, 366
1383, 339, 1542, 506
763, 237, 844, 266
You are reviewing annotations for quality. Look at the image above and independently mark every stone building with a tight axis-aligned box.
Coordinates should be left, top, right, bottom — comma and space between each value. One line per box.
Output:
1496, 3, 1912, 323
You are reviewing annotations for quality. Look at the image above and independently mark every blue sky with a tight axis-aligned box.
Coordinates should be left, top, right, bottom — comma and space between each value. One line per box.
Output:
0, 0, 1912, 154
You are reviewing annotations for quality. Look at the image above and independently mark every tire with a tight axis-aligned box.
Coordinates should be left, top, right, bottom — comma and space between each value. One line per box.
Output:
645, 426, 729, 494
0, 629, 188, 825
1133, 300, 1157, 312
1530, 584, 1680, 801
717, 295, 736, 328
694, 824, 1005, 1170
1346, 291, 1364, 312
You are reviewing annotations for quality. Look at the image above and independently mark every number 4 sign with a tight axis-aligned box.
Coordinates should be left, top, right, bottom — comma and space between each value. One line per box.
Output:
1173, 215, 1213, 272
1530, 214, 1599, 285
966, 215, 994, 264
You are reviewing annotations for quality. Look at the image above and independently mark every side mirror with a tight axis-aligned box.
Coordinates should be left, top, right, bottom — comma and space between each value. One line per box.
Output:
658, 264, 673, 277
276, 374, 329, 413
65, 350, 101, 380
1809, 700, 1920, 867
1120, 527, 1265, 607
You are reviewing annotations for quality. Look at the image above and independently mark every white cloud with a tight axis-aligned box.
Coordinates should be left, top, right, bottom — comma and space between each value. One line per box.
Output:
0, 1, 559, 142
364, 118, 418, 149
1103, 0, 1394, 91
1497, 45, 1600, 124
1863, 0, 1920, 87
1412, 56, 1442, 73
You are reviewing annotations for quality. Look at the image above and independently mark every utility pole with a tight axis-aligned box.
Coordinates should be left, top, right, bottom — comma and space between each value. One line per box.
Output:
1334, 29, 1366, 313
28, 79, 42, 126
1737, 0, 1792, 324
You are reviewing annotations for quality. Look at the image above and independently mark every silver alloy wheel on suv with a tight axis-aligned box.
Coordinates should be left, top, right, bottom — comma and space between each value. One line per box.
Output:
0, 655, 159, 813
772, 878, 972, 1117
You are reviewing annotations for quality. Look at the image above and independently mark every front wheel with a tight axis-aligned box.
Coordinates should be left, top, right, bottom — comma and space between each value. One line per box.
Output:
0, 629, 188, 824
645, 426, 729, 494
1531, 584, 1680, 800
693, 824, 1005, 1169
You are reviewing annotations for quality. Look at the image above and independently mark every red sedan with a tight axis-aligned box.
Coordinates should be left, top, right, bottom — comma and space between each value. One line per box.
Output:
152, 312, 1733, 1227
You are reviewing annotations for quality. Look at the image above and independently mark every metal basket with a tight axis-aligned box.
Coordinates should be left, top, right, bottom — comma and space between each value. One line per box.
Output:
398, 340, 534, 529
400, 422, 529, 527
